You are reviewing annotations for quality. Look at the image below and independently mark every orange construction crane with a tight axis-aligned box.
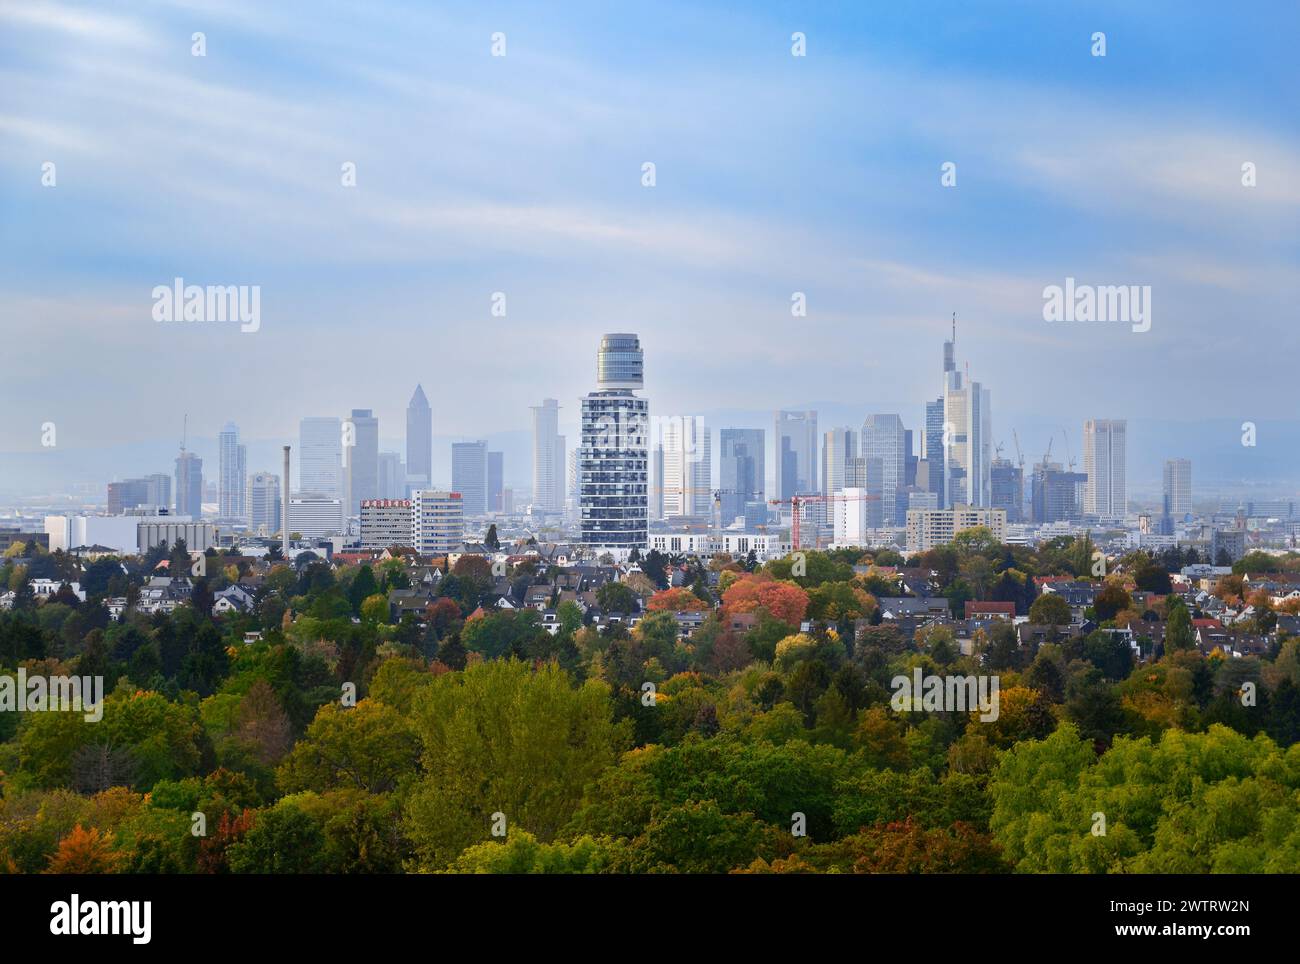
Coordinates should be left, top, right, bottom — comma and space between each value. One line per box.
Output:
769, 491, 881, 551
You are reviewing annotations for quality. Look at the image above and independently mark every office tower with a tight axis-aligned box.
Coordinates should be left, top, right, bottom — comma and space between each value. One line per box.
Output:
107, 478, 150, 515
719, 428, 765, 526
1031, 462, 1087, 523
218, 422, 247, 520
1163, 458, 1192, 517
247, 471, 282, 535
822, 427, 857, 500
286, 497, 345, 538
923, 398, 947, 508
991, 458, 1024, 523
360, 498, 413, 549
531, 398, 564, 512
282, 447, 291, 555
174, 451, 203, 517
581, 334, 649, 549
650, 440, 665, 521
661, 416, 711, 517
1083, 419, 1127, 519
378, 452, 405, 500
862, 414, 907, 525
904, 429, 917, 488
940, 318, 992, 507
451, 441, 489, 517
345, 409, 379, 514
406, 384, 432, 489
567, 447, 580, 505
487, 451, 504, 513
412, 490, 464, 554
775, 411, 818, 500
300, 417, 342, 499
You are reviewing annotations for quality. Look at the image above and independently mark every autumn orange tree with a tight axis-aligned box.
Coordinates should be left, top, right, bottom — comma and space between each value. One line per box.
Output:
646, 587, 709, 612
45, 825, 122, 874
721, 572, 809, 629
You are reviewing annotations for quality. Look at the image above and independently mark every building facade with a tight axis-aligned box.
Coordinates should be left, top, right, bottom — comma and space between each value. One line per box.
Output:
581, 334, 649, 550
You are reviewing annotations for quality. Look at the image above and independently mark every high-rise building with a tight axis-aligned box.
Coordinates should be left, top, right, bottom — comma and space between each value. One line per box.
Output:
218, 422, 247, 521
345, 409, 379, 514
452, 441, 489, 518
923, 397, 947, 508
300, 417, 342, 499
107, 478, 150, 515
833, 487, 872, 547
991, 458, 1024, 523
406, 384, 432, 490
940, 319, 991, 508
175, 451, 203, 517
360, 499, 413, 549
412, 490, 463, 554
487, 451, 504, 513
775, 410, 818, 500
906, 507, 1007, 553
531, 398, 564, 513
1031, 463, 1086, 523
378, 452, 405, 500
719, 428, 764, 526
822, 427, 857, 501
661, 416, 711, 517
862, 414, 907, 525
1163, 458, 1192, 518
1083, 419, 1127, 519
247, 471, 282, 535
581, 334, 649, 550
286, 497, 344, 538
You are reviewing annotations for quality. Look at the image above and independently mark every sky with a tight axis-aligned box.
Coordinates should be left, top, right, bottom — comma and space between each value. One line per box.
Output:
1, 0, 1297, 500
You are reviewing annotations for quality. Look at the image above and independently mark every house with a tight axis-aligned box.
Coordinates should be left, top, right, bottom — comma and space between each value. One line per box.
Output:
877, 597, 950, 620
31, 579, 87, 602
388, 588, 437, 621
672, 610, 709, 638
212, 584, 255, 616
964, 600, 1016, 620
136, 576, 193, 615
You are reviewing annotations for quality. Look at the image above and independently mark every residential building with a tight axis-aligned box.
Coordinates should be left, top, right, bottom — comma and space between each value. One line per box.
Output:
412, 490, 464, 554
906, 506, 1006, 552
581, 334, 649, 550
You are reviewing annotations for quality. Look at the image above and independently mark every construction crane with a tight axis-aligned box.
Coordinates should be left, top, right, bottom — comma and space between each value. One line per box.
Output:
1061, 427, 1076, 472
1011, 429, 1026, 473
180, 413, 188, 454
769, 491, 881, 551
1041, 435, 1053, 469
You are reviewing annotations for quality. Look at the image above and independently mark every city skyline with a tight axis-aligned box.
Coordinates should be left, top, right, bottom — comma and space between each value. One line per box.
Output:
2, 1, 1297, 502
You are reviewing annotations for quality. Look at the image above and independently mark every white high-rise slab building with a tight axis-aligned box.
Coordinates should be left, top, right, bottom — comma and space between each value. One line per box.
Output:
247, 471, 281, 535
218, 422, 247, 521
1084, 419, 1128, 519
1163, 458, 1191, 517
531, 398, 564, 513
660, 416, 712, 517
300, 417, 342, 499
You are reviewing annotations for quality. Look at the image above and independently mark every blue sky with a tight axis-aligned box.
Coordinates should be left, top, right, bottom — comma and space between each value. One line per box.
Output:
1, 0, 1297, 497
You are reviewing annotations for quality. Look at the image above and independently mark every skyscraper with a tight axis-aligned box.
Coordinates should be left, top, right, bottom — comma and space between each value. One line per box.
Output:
1163, 458, 1192, 517
487, 451, 504, 513
378, 451, 405, 499
175, 451, 203, 518
247, 471, 282, 535
861, 414, 907, 524
218, 422, 247, 520
406, 384, 432, 490
581, 334, 649, 550
345, 409, 379, 514
719, 428, 764, 526
452, 441, 489, 518
660, 416, 712, 517
531, 398, 564, 513
1083, 419, 1128, 519
822, 427, 857, 500
941, 319, 991, 507
775, 411, 818, 500
299, 417, 342, 499
923, 397, 947, 508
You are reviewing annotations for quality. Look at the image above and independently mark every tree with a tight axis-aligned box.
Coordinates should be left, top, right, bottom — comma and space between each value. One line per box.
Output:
596, 581, 638, 614
277, 699, 420, 794
227, 802, 326, 874
484, 524, 500, 550
44, 825, 122, 874
722, 573, 809, 629
348, 566, 378, 615
403, 660, 626, 870
646, 587, 708, 612
1094, 583, 1132, 623
1029, 593, 1072, 627
1165, 598, 1195, 652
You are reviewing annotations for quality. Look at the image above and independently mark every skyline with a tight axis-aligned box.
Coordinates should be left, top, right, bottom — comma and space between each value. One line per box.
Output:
2, 0, 1298, 498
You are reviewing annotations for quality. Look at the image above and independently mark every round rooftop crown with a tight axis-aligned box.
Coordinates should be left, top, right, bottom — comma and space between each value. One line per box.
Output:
596, 333, 643, 390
